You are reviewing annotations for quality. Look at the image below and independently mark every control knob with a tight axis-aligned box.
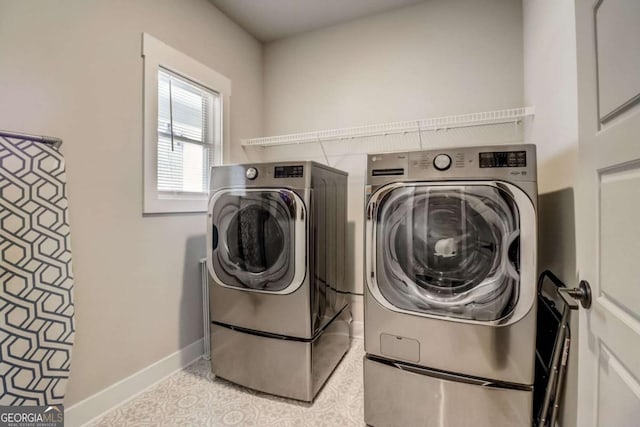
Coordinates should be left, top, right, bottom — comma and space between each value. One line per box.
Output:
433, 154, 452, 171
246, 167, 258, 180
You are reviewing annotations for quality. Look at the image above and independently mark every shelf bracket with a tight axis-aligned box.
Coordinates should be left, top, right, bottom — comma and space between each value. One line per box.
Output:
416, 121, 424, 150
317, 137, 330, 166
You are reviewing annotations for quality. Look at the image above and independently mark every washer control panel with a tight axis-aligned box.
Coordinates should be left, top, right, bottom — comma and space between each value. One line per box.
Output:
433, 154, 452, 171
479, 150, 527, 168
368, 144, 536, 185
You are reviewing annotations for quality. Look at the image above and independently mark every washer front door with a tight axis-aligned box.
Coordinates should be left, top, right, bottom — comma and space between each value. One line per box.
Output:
366, 181, 535, 324
208, 188, 306, 294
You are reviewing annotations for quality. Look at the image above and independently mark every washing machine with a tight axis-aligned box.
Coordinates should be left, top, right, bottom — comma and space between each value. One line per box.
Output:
206, 161, 350, 402
363, 144, 537, 426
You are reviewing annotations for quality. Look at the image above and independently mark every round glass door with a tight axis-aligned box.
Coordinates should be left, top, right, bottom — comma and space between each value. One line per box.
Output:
373, 184, 521, 321
210, 189, 304, 293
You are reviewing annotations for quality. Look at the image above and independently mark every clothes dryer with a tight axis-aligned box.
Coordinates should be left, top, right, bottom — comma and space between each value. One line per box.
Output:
363, 145, 537, 426
207, 161, 350, 401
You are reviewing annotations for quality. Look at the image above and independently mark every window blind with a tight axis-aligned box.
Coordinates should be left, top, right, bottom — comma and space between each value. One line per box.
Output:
157, 68, 220, 194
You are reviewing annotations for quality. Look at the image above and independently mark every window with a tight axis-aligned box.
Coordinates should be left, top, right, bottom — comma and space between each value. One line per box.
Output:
142, 33, 230, 213
157, 69, 220, 194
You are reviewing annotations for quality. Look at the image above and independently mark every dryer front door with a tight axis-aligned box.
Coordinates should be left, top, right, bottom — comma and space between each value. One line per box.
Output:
207, 188, 311, 337
208, 188, 306, 293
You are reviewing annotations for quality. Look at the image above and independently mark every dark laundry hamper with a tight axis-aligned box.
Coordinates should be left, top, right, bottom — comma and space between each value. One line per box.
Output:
0, 131, 75, 405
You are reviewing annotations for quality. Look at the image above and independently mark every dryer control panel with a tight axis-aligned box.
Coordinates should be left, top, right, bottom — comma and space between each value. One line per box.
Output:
274, 165, 304, 178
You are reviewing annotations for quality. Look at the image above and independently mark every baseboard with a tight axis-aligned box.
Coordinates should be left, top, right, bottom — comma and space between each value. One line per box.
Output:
350, 320, 364, 339
64, 338, 204, 427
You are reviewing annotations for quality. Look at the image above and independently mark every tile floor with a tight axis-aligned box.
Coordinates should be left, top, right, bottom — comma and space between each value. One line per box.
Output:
91, 339, 365, 426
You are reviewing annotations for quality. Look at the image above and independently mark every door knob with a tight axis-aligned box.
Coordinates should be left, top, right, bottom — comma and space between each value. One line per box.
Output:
558, 280, 592, 309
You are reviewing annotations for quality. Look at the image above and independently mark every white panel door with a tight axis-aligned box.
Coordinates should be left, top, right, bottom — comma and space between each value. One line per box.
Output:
575, 0, 640, 426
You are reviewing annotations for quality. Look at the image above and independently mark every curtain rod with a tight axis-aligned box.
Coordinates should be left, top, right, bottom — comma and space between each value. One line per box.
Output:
0, 129, 63, 149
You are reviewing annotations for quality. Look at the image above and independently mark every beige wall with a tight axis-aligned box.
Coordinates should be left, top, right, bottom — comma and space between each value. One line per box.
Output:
523, 0, 579, 194
0, 0, 262, 406
263, 0, 524, 136
258, 0, 524, 320
523, 1, 579, 426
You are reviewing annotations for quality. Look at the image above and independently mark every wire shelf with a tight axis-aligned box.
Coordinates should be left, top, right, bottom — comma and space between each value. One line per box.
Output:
242, 107, 534, 147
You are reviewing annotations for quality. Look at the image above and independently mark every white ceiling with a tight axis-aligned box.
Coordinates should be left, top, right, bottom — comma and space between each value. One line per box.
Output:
209, 0, 426, 42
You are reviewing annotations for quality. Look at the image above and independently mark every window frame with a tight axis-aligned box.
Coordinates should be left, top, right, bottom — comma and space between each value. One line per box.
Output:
142, 33, 231, 214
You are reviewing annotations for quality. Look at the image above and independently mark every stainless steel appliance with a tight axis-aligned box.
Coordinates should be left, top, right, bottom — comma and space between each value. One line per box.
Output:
206, 161, 350, 402
364, 145, 538, 426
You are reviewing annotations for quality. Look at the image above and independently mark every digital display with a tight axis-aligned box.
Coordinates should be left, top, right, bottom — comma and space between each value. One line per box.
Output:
479, 151, 526, 168
274, 165, 304, 178
372, 168, 405, 176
